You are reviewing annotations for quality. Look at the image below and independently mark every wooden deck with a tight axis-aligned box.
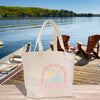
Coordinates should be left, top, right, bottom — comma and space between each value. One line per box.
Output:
2, 50, 100, 85
3, 53, 100, 85
0, 43, 31, 85
0, 85, 100, 99
74, 53, 100, 85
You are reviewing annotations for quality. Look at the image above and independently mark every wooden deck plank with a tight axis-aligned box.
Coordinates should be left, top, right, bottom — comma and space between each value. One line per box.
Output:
2, 51, 100, 85
0, 85, 100, 100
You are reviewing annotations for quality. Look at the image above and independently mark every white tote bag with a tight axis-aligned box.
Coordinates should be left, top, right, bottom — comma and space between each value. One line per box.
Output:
22, 19, 75, 99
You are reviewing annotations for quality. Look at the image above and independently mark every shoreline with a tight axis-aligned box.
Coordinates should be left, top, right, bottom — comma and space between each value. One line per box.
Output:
0, 16, 100, 19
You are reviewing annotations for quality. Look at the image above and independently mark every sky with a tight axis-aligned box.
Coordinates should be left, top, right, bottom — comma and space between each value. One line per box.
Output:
0, 0, 100, 14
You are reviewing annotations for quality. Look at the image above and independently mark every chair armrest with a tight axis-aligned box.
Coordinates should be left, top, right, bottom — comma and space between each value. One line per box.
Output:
77, 41, 82, 45
77, 41, 87, 50
81, 44, 87, 46
50, 42, 53, 45
77, 41, 87, 46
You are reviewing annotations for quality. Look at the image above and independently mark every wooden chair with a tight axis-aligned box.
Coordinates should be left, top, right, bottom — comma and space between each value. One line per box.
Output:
50, 35, 70, 51
77, 35, 100, 59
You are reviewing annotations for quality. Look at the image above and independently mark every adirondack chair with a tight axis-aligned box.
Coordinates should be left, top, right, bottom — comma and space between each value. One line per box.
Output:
77, 35, 100, 59
50, 35, 70, 51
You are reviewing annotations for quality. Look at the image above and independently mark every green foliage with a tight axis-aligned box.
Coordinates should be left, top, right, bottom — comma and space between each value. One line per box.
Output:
77, 13, 93, 17
0, 6, 96, 17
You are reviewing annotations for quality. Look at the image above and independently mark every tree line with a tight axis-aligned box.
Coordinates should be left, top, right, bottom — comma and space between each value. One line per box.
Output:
0, 6, 99, 18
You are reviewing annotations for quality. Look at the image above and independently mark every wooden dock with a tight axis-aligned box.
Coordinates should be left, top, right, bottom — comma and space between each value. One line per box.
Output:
3, 53, 100, 85
0, 85, 100, 99
74, 53, 100, 85
1, 49, 100, 85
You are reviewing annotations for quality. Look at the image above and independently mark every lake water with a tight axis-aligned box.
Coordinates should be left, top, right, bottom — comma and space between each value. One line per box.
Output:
0, 17, 100, 59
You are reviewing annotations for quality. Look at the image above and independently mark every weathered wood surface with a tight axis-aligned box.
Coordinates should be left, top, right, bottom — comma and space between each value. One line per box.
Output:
3, 50, 100, 85
0, 43, 31, 85
4, 55, 100, 85
0, 85, 100, 100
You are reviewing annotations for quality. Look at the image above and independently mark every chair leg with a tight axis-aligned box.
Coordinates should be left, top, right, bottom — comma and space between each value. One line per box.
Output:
50, 44, 53, 51
93, 51, 100, 59
77, 43, 81, 53
83, 51, 90, 60
77, 42, 90, 59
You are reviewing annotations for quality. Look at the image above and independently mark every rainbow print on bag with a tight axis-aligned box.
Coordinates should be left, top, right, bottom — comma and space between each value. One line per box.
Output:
41, 64, 67, 89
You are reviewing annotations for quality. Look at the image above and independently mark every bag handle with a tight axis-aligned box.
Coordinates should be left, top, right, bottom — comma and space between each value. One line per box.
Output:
34, 19, 65, 52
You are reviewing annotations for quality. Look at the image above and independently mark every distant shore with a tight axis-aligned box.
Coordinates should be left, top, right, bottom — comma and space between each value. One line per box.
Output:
0, 16, 100, 20
0, 6, 100, 18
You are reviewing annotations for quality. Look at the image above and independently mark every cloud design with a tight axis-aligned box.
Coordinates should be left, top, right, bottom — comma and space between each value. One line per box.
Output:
45, 73, 63, 83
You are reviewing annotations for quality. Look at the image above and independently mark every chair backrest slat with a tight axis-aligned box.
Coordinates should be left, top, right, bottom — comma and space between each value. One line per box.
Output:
57, 35, 70, 51
87, 35, 100, 53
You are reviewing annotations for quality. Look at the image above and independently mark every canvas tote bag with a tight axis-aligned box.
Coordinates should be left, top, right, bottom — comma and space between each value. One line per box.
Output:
22, 19, 75, 99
